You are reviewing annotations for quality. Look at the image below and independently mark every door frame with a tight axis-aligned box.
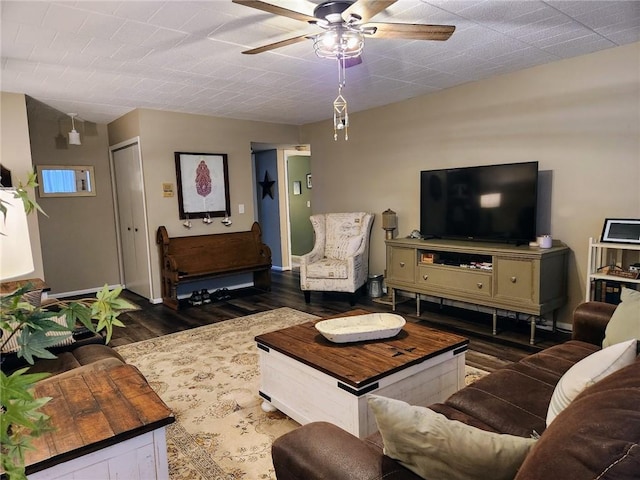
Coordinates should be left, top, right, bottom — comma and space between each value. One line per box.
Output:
284, 149, 311, 268
109, 137, 154, 300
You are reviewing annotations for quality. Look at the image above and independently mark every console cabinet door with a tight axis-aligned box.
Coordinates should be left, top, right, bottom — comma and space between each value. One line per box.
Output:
494, 258, 536, 303
387, 247, 415, 283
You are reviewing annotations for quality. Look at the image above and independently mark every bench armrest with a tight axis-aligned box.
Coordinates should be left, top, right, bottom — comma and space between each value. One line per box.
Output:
571, 301, 617, 346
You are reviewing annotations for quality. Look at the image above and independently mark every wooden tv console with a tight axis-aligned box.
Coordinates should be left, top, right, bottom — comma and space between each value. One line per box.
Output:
385, 238, 569, 344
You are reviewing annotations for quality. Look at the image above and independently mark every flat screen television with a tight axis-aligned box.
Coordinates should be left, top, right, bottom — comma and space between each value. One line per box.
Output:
420, 161, 538, 245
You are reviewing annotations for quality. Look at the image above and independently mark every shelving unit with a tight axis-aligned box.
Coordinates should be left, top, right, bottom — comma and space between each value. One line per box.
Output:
385, 237, 569, 345
585, 237, 640, 303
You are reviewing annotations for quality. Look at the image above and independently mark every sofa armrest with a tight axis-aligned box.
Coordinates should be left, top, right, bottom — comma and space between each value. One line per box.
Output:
571, 301, 617, 346
272, 422, 421, 480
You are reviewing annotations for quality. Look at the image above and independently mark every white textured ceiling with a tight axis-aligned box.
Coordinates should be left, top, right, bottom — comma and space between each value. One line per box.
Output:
2, 0, 639, 125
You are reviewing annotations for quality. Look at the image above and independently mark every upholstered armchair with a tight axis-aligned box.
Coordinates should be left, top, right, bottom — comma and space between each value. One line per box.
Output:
300, 212, 374, 305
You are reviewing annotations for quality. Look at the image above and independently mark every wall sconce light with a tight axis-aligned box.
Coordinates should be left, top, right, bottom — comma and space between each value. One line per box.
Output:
68, 113, 81, 145
382, 208, 398, 240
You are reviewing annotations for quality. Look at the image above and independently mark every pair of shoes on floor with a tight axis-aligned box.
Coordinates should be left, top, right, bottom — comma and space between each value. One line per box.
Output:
212, 287, 232, 302
188, 289, 212, 306
188, 290, 203, 306
201, 289, 212, 304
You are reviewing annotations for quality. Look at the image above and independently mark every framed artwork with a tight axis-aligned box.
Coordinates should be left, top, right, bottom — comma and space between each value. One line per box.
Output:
600, 218, 640, 244
293, 181, 302, 195
175, 152, 230, 219
306, 173, 312, 189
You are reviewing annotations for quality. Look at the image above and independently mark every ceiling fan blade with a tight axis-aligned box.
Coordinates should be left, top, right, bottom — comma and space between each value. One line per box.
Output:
232, 0, 316, 23
342, 0, 397, 24
241, 34, 310, 54
365, 23, 455, 41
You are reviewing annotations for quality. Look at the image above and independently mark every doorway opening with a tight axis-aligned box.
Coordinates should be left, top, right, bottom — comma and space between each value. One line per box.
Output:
252, 143, 311, 271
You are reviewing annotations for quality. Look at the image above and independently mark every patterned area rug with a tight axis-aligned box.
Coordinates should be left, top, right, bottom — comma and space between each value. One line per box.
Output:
114, 308, 488, 480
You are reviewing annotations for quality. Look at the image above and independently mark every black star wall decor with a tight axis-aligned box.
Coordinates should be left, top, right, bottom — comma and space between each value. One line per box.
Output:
259, 170, 275, 199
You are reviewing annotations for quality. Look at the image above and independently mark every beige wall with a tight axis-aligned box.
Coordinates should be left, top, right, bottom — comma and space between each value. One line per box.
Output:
108, 109, 300, 301
0, 92, 44, 281
25, 98, 120, 295
300, 42, 640, 325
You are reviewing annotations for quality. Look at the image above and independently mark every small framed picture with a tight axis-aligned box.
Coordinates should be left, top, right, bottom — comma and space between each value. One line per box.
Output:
293, 181, 302, 195
600, 218, 640, 244
306, 173, 312, 189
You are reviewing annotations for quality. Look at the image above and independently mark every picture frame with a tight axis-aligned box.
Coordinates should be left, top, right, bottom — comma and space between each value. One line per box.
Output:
293, 181, 302, 195
175, 152, 230, 219
306, 173, 312, 189
600, 218, 640, 244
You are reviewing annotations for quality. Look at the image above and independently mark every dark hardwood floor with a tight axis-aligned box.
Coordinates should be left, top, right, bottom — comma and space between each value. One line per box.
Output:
111, 270, 570, 373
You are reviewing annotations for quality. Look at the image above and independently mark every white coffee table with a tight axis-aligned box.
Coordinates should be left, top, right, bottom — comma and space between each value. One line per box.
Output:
255, 309, 468, 438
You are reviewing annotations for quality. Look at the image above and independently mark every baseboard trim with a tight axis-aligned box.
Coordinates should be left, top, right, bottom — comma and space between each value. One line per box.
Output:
49, 284, 124, 299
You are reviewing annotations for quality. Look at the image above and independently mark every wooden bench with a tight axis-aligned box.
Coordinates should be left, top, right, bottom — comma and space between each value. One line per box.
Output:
156, 222, 272, 310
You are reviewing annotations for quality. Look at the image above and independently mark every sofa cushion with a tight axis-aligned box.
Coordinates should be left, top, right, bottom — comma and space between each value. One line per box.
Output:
518, 340, 599, 377
546, 338, 637, 425
602, 287, 640, 348
368, 395, 537, 480
515, 361, 640, 480
25, 344, 125, 377
1, 315, 75, 354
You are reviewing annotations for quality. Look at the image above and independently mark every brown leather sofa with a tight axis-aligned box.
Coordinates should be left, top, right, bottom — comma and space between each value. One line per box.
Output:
1, 331, 125, 377
272, 301, 640, 480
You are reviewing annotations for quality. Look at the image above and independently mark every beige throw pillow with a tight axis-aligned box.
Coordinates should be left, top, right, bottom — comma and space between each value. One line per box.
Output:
368, 395, 537, 480
602, 287, 640, 348
546, 338, 637, 425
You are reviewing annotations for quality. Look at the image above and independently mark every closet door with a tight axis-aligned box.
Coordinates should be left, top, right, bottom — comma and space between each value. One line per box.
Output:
112, 143, 151, 299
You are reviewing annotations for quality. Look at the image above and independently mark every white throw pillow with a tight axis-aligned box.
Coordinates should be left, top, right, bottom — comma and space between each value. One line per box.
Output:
546, 338, 637, 425
602, 287, 640, 348
368, 395, 537, 480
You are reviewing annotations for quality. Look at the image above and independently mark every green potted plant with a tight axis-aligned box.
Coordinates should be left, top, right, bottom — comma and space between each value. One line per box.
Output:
0, 174, 133, 479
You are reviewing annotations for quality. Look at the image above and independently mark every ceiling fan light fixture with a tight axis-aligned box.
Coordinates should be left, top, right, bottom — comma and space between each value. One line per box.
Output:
313, 28, 363, 59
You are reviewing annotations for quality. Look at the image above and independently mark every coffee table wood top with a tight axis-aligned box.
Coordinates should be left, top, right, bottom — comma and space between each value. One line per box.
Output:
255, 309, 468, 388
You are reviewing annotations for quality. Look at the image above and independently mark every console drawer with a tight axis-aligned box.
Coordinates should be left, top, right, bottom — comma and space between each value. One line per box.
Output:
418, 265, 491, 297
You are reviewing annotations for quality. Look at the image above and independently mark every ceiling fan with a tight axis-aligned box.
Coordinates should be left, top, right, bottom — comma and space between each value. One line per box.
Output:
233, 0, 456, 56
233, 0, 455, 141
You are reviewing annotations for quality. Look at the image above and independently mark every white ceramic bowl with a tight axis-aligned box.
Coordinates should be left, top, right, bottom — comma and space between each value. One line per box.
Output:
315, 313, 406, 343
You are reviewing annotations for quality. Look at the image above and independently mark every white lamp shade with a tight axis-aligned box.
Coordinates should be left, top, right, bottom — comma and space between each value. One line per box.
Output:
0, 189, 35, 280
69, 129, 81, 145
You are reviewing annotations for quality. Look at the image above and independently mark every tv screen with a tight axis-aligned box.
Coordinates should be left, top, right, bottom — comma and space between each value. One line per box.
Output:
420, 161, 538, 244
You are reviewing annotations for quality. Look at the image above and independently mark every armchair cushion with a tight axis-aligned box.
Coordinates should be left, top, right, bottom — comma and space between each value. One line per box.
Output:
325, 213, 368, 259
306, 258, 349, 279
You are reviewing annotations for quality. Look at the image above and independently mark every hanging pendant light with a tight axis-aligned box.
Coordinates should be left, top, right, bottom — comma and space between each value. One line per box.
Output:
68, 113, 81, 145
313, 26, 363, 141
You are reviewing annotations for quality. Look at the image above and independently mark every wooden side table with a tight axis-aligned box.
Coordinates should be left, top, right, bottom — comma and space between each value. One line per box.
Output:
20, 364, 174, 480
